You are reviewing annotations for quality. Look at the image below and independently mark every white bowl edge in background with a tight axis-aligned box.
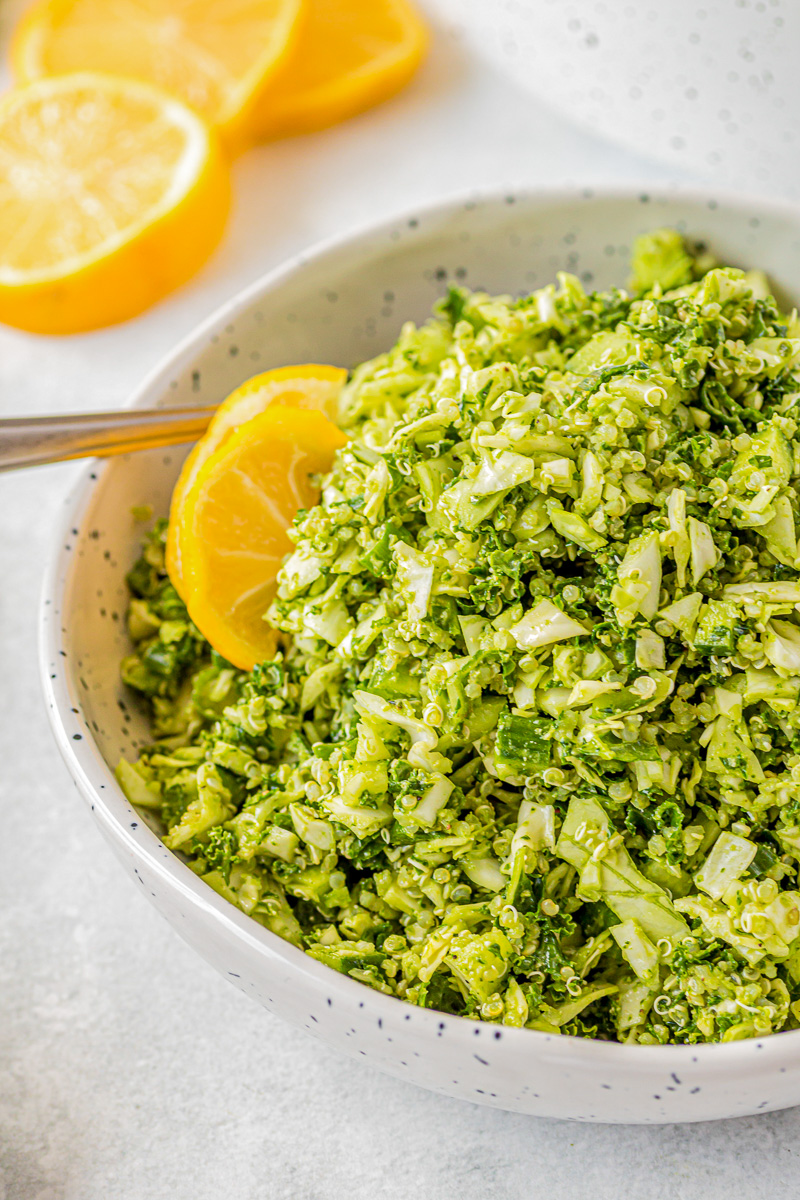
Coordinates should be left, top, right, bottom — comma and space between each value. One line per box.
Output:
424, 0, 800, 199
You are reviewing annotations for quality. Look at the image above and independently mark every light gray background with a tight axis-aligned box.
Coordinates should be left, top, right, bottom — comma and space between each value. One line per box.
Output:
1, 4, 797, 1197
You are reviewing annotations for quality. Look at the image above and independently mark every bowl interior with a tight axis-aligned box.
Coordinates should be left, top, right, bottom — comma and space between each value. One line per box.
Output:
53, 185, 800, 828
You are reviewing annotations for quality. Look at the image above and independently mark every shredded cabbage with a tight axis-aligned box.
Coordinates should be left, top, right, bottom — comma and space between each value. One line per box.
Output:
118, 229, 800, 1044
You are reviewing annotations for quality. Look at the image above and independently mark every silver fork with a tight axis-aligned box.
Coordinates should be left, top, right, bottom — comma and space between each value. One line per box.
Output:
0, 407, 217, 471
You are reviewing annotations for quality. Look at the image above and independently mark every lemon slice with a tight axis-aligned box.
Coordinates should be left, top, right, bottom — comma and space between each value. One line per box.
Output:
12, 0, 305, 148
166, 364, 347, 592
178, 405, 347, 669
0, 73, 230, 333
256, 0, 429, 138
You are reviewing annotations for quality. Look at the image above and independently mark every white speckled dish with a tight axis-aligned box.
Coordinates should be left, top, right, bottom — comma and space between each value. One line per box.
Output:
428, 0, 800, 198
41, 185, 800, 1124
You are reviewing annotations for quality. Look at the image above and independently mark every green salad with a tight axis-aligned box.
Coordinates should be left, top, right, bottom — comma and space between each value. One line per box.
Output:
117, 228, 800, 1044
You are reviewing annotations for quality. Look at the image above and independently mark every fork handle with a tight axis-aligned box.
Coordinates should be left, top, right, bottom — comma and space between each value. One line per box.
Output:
0, 407, 217, 471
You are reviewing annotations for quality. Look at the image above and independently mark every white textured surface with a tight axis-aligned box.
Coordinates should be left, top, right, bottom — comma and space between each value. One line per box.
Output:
2, 4, 800, 1196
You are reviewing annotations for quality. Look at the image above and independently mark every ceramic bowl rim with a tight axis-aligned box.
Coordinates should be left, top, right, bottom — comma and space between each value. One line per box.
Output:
39, 179, 800, 1075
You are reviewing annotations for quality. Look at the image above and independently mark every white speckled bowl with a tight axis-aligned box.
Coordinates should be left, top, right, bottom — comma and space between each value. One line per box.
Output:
41, 185, 800, 1124
427, 0, 800, 198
